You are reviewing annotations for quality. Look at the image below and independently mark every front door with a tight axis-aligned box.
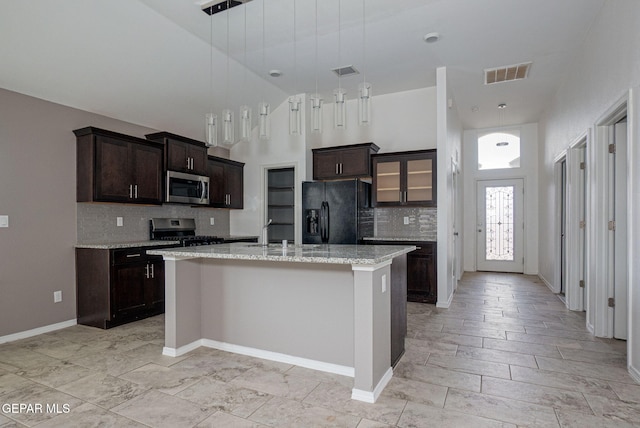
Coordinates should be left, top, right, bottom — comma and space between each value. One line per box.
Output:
477, 179, 524, 273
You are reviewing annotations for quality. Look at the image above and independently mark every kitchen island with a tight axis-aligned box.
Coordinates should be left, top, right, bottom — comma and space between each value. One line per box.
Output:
148, 242, 415, 403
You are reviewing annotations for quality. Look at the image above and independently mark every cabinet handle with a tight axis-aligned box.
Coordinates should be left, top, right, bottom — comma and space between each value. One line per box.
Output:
415, 246, 422, 250
191, 157, 194, 170
336, 163, 339, 175
150, 263, 155, 278
145, 263, 150, 279
129, 184, 133, 199
187, 157, 191, 169
126, 253, 141, 258
340, 163, 343, 174
134, 184, 138, 199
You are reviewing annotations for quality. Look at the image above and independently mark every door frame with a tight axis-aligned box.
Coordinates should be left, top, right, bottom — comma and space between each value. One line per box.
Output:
553, 150, 568, 296
554, 136, 589, 309
262, 162, 300, 244
476, 178, 525, 273
591, 94, 628, 338
565, 132, 589, 313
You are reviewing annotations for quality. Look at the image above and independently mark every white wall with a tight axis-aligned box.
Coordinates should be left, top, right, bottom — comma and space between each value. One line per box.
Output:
230, 87, 438, 241
436, 67, 463, 308
538, 0, 640, 381
462, 123, 539, 275
314, 87, 438, 153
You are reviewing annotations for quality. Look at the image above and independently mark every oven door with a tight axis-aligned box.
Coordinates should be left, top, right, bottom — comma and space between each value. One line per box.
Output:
166, 171, 210, 205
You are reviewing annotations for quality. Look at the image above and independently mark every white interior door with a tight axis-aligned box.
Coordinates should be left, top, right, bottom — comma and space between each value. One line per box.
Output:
611, 120, 628, 339
577, 146, 587, 310
476, 179, 524, 273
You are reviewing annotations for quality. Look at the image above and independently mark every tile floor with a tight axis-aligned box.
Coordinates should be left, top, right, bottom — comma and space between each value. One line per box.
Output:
1, 272, 639, 427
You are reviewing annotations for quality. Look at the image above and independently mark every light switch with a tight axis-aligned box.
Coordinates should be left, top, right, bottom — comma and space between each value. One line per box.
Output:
0, 215, 8, 228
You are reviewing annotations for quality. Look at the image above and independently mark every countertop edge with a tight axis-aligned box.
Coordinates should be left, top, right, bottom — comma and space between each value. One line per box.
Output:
148, 244, 416, 265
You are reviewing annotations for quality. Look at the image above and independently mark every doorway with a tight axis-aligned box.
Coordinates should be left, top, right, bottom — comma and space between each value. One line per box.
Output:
266, 167, 295, 244
476, 179, 524, 273
609, 118, 628, 339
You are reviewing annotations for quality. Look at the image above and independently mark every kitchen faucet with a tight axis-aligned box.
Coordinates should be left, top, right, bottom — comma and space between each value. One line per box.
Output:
262, 219, 272, 247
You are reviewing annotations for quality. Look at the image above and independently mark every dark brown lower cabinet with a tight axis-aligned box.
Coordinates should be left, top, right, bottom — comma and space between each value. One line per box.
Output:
76, 246, 167, 329
389, 254, 407, 367
364, 240, 437, 305
407, 242, 437, 304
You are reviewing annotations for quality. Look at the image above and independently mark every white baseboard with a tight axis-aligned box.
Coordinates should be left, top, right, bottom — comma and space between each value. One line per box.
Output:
201, 339, 354, 377
351, 367, 393, 403
163, 340, 203, 357
538, 273, 556, 293
163, 338, 355, 378
629, 363, 640, 384
0, 319, 77, 344
436, 291, 453, 308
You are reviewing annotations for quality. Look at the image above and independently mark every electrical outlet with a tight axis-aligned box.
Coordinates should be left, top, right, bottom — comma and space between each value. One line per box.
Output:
381, 274, 387, 293
403, 216, 409, 225
54, 291, 62, 303
116, 217, 123, 227
210, 217, 215, 225
0, 215, 8, 228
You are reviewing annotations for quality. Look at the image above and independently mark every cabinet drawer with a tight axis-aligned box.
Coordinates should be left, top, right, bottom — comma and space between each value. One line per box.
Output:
112, 248, 148, 265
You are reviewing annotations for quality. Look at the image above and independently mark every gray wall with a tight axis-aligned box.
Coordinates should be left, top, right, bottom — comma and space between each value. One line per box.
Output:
0, 88, 230, 337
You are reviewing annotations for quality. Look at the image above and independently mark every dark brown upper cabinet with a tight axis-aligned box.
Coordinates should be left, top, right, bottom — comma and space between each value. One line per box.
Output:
75, 127, 163, 205
208, 155, 244, 209
145, 132, 208, 176
312, 142, 379, 180
372, 150, 437, 207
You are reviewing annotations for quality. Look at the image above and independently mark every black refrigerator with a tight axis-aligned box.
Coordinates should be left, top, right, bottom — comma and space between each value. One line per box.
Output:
302, 179, 372, 244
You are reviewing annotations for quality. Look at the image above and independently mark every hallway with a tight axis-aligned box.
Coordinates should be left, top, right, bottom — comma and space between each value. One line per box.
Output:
395, 272, 639, 426
0, 273, 639, 427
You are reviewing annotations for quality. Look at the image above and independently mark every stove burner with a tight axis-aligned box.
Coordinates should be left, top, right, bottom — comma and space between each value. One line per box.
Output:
150, 218, 223, 247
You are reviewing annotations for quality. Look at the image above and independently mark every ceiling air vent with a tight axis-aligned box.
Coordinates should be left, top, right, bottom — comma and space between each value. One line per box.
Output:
484, 62, 532, 85
332, 65, 360, 77
201, 0, 252, 15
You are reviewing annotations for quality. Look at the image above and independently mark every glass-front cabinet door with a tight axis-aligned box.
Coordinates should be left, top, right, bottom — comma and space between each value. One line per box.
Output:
375, 160, 401, 203
372, 150, 436, 207
406, 158, 433, 203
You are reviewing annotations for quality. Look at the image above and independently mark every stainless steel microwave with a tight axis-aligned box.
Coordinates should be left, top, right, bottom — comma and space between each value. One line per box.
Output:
166, 170, 209, 205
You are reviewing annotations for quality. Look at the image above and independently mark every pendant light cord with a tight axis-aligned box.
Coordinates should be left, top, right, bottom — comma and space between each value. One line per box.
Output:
338, 0, 341, 91
314, 0, 318, 97
362, 0, 366, 85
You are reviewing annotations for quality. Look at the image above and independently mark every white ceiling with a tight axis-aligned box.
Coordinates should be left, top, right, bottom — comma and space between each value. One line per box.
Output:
0, 0, 605, 140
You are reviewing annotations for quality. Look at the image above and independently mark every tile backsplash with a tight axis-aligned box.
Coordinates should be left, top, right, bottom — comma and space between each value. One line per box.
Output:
77, 203, 230, 243
374, 207, 437, 241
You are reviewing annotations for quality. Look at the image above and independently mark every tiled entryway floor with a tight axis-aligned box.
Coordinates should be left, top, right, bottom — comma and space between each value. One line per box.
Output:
1, 272, 639, 427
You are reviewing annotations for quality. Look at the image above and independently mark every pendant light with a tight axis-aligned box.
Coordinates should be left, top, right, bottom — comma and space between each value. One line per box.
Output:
238, 4, 251, 143
222, 0, 235, 146
205, 8, 218, 147
310, 0, 323, 133
289, 0, 301, 135
358, 0, 371, 126
334, 0, 346, 129
258, 0, 270, 140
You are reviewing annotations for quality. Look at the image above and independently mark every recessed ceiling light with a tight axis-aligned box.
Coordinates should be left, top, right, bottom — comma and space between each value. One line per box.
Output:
423, 32, 440, 43
498, 103, 507, 109
269, 69, 282, 77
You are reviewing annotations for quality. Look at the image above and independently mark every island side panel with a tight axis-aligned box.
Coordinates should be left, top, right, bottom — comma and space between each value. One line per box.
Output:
164, 257, 202, 353
352, 262, 392, 402
199, 259, 355, 368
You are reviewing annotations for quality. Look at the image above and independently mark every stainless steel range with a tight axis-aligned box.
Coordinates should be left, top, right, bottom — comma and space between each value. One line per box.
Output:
150, 218, 223, 246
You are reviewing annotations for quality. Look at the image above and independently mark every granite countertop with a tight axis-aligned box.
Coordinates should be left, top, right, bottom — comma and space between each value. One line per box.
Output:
75, 241, 180, 249
362, 237, 435, 242
148, 243, 416, 265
